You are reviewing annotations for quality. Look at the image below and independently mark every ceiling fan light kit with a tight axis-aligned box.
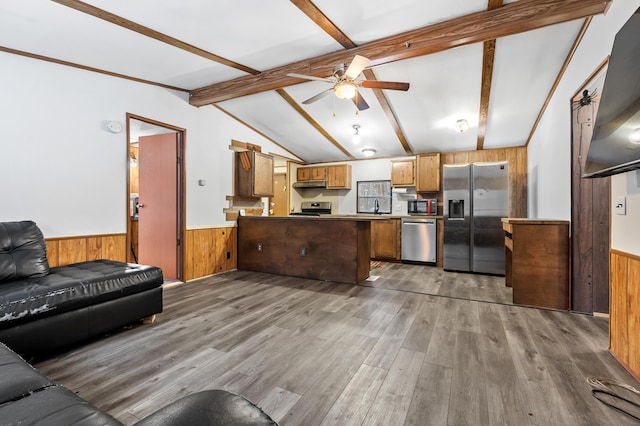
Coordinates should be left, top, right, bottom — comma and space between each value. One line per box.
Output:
288, 55, 409, 113
335, 81, 357, 100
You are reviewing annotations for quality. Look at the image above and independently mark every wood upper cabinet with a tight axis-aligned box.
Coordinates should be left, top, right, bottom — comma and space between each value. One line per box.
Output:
327, 164, 352, 189
371, 219, 400, 260
416, 153, 441, 192
391, 160, 415, 186
236, 151, 274, 197
311, 166, 327, 180
297, 166, 326, 181
296, 167, 311, 181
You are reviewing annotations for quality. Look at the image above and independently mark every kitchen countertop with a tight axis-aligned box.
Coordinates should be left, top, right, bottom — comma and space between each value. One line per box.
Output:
257, 214, 444, 220
501, 218, 569, 225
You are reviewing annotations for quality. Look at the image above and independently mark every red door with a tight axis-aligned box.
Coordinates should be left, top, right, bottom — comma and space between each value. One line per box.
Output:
138, 133, 178, 279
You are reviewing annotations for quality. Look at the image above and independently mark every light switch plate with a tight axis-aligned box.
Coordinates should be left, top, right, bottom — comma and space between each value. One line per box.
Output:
615, 196, 626, 215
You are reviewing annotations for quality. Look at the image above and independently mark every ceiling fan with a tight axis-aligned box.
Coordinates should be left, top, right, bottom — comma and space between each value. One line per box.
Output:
287, 55, 410, 111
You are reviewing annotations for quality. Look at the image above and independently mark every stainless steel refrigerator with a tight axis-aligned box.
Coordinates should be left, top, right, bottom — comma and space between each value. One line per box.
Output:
443, 161, 508, 275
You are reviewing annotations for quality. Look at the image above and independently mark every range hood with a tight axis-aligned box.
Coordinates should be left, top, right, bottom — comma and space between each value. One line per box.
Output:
292, 180, 326, 188
584, 8, 640, 178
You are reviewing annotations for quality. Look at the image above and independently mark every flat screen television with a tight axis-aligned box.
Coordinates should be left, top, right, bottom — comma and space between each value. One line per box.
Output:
583, 8, 640, 178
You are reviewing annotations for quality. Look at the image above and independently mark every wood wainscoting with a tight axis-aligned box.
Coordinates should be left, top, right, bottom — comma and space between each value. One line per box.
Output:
183, 227, 237, 282
609, 249, 640, 383
45, 227, 237, 282
46, 234, 127, 267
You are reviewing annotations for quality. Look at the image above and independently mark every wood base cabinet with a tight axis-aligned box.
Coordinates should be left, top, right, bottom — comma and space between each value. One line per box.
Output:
502, 218, 569, 310
371, 219, 400, 260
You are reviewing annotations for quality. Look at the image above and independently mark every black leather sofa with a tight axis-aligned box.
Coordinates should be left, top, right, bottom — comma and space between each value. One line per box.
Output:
0, 220, 163, 358
0, 341, 278, 425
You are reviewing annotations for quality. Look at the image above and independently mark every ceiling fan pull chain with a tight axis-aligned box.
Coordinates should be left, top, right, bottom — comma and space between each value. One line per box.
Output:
333, 92, 336, 117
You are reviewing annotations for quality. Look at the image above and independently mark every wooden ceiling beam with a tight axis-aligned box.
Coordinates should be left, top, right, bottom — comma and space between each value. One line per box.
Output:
291, 0, 414, 156
476, 0, 503, 150
191, 0, 611, 106
52, 0, 259, 75
276, 89, 356, 160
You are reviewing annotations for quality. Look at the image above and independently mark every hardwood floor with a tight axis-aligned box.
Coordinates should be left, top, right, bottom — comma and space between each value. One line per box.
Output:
35, 265, 639, 425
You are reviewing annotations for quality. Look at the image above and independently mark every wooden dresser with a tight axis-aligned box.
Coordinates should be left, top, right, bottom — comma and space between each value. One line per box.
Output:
502, 218, 570, 310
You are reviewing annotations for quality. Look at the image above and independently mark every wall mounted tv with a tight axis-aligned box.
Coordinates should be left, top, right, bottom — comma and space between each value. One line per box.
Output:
583, 8, 640, 178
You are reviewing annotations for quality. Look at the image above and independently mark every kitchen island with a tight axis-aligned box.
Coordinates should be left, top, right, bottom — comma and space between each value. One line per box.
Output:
237, 216, 371, 284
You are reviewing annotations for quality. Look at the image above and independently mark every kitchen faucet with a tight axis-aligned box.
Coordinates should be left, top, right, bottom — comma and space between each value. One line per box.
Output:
374, 198, 380, 214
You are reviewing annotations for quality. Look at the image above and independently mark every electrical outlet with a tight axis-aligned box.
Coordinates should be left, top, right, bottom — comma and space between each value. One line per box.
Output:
615, 196, 626, 215
257, 243, 263, 252
300, 248, 306, 257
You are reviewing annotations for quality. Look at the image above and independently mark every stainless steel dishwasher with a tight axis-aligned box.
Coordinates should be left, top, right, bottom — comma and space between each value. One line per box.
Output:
401, 217, 437, 264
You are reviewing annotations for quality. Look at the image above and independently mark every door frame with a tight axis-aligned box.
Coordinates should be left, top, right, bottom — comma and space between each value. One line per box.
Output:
126, 112, 186, 281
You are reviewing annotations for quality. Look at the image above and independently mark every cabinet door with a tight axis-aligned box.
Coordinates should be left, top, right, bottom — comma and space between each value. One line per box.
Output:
297, 167, 311, 181
391, 160, 415, 186
416, 153, 441, 192
371, 219, 399, 260
327, 165, 352, 189
253, 152, 274, 196
311, 166, 327, 180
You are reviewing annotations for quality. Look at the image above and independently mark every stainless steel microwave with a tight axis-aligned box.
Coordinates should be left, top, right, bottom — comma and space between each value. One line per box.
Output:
408, 199, 437, 215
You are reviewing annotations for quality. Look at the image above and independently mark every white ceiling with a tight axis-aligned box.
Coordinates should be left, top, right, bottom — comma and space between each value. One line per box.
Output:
0, 0, 604, 163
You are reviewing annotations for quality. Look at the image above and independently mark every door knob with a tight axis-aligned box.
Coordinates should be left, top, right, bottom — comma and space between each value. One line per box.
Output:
138, 204, 145, 208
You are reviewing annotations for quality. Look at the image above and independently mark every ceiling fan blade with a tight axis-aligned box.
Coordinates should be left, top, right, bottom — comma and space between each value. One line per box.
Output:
287, 73, 334, 83
345, 55, 370, 80
361, 80, 410, 91
302, 88, 334, 105
352, 92, 370, 111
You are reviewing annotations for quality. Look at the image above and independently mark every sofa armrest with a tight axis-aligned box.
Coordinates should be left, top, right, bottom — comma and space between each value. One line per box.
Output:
134, 390, 277, 426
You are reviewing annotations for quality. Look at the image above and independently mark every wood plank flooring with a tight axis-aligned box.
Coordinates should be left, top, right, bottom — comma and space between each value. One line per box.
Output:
35, 265, 639, 425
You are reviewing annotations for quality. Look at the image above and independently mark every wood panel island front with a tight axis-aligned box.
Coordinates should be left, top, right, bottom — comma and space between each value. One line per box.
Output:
237, 216, 371, 284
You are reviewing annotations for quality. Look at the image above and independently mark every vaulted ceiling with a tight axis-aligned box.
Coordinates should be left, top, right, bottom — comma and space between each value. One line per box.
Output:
0, 0, 611, 163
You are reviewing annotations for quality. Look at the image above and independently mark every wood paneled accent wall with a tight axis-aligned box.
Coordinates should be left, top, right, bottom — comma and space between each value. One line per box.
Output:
183, 227, 237, 282
439, 146, 528, 218
571, 93, 610, 314
46, 234, 127, 267
609, 249, 640, 383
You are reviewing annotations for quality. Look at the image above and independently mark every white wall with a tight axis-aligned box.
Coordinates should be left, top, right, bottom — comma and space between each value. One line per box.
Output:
528, 0, 640, 220
612, 171, 640, 255
528, 0, 640, 256
0, 53, 293, 238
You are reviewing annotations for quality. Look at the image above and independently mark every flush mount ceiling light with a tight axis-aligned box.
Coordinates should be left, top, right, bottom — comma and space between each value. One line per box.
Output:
629, 128, 640, 144
334, 81, 358, 100
362, 148, 376, 157
454, 119, 469, 133
352, 124, 361, 144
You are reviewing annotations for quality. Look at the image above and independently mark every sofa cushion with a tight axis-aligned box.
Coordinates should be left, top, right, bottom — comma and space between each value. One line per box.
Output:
0, 342, 54, 404
0, 384, 122, 425
0, 221, 50, 283
0, 259, 163, 328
